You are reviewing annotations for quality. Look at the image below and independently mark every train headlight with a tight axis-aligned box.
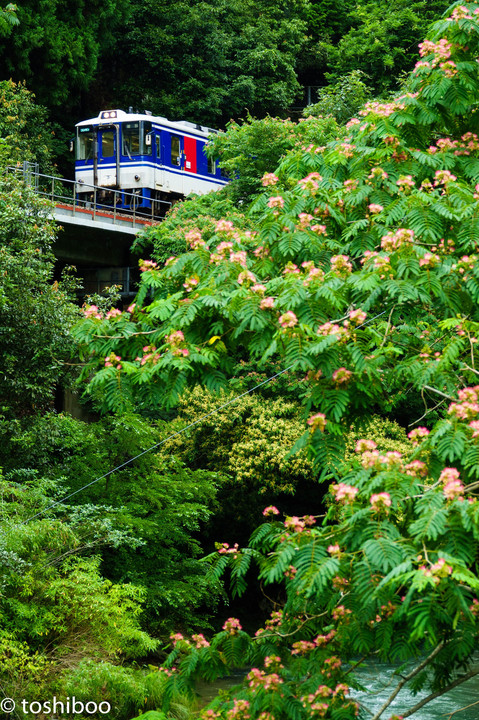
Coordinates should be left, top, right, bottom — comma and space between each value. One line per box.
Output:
100, 111, 117, 120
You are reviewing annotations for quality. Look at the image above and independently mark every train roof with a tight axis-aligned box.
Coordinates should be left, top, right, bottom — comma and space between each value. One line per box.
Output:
75, 110, 219, 138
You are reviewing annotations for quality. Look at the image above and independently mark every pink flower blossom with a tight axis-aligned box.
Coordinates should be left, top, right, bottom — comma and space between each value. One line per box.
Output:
408, 426, 430, 445
469, 420, 479, 438
267, 196, 285, 209
298, 172, 322, 191
216, 219, 235, 234
380, 228, 414, 251
439, 467, 461, 484
355, 439, 377, 453
419, 252, 440, 268
223, 617, 242, 634
284, 516, 306, 532
310, 224, 327, 236
332, 483, 359, 503
434, 169, 457, 186
430, 557, 453, 576
192, 633, 210, 648
307, 412, 327, 432
247, 668, 283, 691
404, 460, 428, 477
140, 259, 158, 272
83, 304, 102, 320
360, 450, 380, 469
186, 229, 206, 249
106, 308, 122, 319
330, 254, 353, 275
396, 175, 415, 190
349, 309, 367, 325
279, 311, 298, 328
443, 479, 464, 500
260, 297, 275, 309
229, 251, 248, 267
263, 505, 279, 517
317, 322, 345, 337
291, 640, 316, 655
238, 270, 256, 285
183, 276, 199, 292
262, 172, 279, 186
370, 492, 392, 512
332, 367, 352, 384
104, 353, 122, 369
368, 204, 383, 214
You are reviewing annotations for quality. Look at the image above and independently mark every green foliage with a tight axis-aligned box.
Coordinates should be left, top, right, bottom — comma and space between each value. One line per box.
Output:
167, 387, 313, 496
0, 472, 159, 704
73, 2, 479, 449
322, 0, 452, 94
0, 173, 80, 417
0, 0, 130, 112
61, 661, 185, 720
0, 3, 18, 37
305, 70, 373, 124
136, 192, 248, 264
156, 420, 479, 718
105, 0, 310, 126
0, 79, 53, 169
207, 114, 339, 203
2, 411, 223, 635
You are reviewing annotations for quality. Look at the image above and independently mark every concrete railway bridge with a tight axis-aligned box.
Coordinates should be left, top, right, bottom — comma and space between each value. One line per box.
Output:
7, 164, 167, 299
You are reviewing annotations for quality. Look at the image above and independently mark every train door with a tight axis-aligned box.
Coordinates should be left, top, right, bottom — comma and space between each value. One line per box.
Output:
98, 127, 118, 187
154, 132, 165, 192
170, 133, 184, 194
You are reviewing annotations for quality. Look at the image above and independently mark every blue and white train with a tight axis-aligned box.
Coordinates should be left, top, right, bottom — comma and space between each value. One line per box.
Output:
74, 109, 228, 213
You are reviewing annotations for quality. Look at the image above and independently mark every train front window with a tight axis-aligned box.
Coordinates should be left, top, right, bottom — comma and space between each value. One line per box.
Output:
122, 122, 140, 157
77, 128, 94, 161
101, 130, 115, 158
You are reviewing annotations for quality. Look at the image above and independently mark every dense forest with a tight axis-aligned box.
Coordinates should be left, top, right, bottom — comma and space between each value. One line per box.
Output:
1, 1, 479, 719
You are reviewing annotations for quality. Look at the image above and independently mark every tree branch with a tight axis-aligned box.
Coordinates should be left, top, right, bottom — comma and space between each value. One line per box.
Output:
402, 665, 479, 718
446, 699, 479, 720
370, 642, 445, 720
423, 385, 456, 401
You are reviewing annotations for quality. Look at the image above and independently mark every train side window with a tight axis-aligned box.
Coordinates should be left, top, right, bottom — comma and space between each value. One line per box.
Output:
207, 156, 216, 175
77, 129, 94, 160
171, 135, 181, 166
101, 130, 115, 158
122, 122, 140, 157
140, 121, 152, 155
156, 135, 161, 162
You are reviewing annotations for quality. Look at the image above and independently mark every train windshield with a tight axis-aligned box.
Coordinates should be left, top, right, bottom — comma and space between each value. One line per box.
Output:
76, 127, 95, 161
122, 121, 152, 157
122, 122, 140, 157
101, 130, 115, 157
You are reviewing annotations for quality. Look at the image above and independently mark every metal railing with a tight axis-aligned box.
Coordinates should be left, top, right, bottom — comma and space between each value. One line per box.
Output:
5, 164, 171, 227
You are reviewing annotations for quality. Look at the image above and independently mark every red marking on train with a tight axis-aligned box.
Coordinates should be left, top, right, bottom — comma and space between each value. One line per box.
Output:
183, 136, 197, 173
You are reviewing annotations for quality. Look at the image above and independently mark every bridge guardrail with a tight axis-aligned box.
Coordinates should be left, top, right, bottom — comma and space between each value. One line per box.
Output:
5, 165, 170, 228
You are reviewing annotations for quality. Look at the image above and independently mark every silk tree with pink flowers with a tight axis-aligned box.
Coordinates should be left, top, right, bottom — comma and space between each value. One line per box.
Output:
76, 3, 479, 718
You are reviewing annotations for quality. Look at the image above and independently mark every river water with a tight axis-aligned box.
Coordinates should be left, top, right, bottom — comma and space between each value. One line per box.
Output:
197, 662, 479, 719
353, 658, 479, 719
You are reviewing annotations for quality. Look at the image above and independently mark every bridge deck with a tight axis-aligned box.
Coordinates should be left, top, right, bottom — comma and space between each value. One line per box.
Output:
54, 203, 156, 235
